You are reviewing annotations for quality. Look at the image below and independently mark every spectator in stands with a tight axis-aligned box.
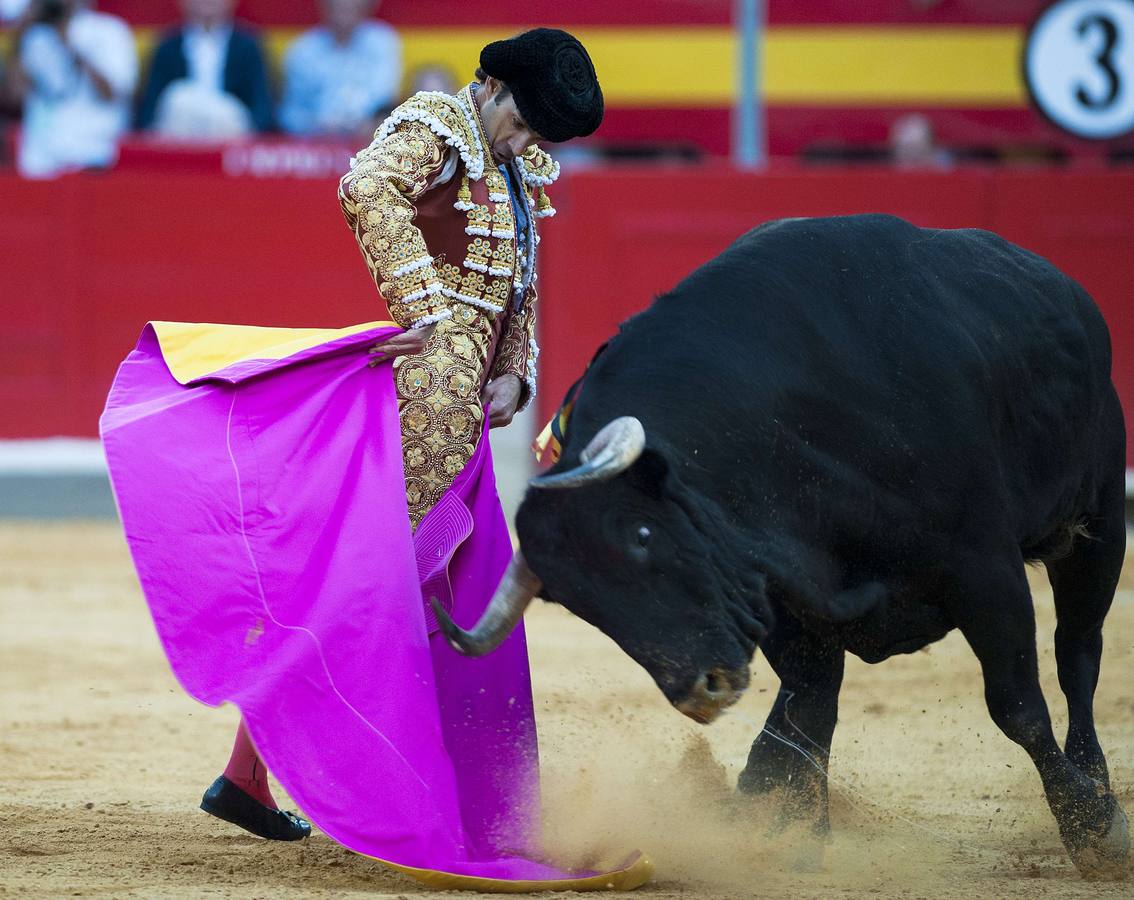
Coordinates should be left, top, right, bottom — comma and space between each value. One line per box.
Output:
0, 0, 29, 22
136, 0, 272, 139
279, 0, 400, 138
889, 113, 953, 170
3, 0, 136, 178
405, 63, 457, 98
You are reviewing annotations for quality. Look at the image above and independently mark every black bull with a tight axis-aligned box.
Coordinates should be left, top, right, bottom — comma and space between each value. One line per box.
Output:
437, 214, 1130, 875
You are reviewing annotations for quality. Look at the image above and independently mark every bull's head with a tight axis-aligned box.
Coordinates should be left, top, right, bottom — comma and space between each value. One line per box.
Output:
433, 416, 770, 724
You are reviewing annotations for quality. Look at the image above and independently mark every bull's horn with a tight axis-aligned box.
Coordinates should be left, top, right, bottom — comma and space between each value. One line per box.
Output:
530, 416, 646, 489
432, 553, 540, 657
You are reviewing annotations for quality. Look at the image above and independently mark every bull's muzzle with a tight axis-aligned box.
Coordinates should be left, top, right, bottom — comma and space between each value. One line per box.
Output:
674, 666, 750, 724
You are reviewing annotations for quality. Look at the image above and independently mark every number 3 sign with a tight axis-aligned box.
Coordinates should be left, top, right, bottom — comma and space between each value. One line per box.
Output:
1025, 0, 1134, 139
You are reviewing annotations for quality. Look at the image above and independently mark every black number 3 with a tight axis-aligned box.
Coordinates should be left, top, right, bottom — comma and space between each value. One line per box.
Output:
1075, 14, 1121, 110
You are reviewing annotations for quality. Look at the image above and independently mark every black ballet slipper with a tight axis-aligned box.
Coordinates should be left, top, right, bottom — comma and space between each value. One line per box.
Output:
200, 775, 311, 841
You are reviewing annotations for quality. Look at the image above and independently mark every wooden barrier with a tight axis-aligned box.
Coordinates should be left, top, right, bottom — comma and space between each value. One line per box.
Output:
2, 165, 1132, 464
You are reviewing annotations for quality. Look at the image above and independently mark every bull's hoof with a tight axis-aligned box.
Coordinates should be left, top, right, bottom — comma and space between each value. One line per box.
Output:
1071, 796, 1130, 880
790, 830, 829, 873
738, 735, 797, 796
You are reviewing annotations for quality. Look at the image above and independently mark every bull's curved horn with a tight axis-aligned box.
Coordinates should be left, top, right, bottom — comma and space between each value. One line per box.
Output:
530, 416, 646, 490
432, 553, 540, 657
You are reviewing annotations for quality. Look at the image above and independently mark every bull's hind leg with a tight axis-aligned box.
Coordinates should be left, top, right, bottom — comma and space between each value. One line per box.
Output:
1044, 471, 1126, 789
954, 553, 1128, 877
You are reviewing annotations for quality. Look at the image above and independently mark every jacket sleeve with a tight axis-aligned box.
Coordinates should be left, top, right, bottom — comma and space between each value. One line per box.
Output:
491, 286, 539, 412
338, 120, 452, 328
135, 36, 179, 129
236, 31, 274, 132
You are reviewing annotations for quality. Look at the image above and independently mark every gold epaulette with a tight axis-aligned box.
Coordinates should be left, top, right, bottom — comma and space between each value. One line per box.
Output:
375, 88, 492, 182
517, 146, 560, 218
519, 145, 560, 186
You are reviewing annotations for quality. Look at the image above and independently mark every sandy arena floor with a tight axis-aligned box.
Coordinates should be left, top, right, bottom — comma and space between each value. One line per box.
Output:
2, 522, 1133, 898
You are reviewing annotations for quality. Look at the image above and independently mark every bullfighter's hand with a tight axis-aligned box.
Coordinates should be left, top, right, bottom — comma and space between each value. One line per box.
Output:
483, 375, 522, 428
367, 323, 437, 367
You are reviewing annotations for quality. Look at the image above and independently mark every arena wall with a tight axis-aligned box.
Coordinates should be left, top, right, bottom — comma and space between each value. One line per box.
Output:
2, 166, 1132, 464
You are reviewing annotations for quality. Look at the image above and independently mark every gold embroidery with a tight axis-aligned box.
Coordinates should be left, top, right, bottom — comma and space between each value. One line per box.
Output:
485, 169, 508, 197
465, 237, 492, 271
536, 186, 553, 214
441, 449, 468, 477
403, 441, 429, 472
346, 87, 550, 528
393, 313, 499, 528
521, 144, 558, 182
339, 120, 451, 326
401, 402, 430, 435
448, 332, 476, 361
468, 204, 492, 234
397, 363, 434, 398
490, 237, 515, 274
492, 284, 539, 411
424, 431, 448, 453
485, 278, 511, 306
459, 269, 487, 299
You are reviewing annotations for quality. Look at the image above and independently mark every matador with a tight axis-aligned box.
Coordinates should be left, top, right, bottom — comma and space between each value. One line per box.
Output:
198, 28, 605, 841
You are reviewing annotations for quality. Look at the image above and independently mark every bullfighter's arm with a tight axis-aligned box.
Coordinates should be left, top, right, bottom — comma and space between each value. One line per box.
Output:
338, 121, 451, 329
490, 286, 539, 413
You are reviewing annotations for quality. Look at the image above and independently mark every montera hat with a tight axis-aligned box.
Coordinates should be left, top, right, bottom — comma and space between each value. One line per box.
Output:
479, 28, 604, 142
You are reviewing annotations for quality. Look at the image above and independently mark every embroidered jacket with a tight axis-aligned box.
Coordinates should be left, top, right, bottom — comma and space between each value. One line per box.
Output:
338, 84, 557, 410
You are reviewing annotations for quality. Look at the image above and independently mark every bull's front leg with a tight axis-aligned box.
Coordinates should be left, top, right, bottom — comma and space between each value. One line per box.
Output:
738, 611, 844, 867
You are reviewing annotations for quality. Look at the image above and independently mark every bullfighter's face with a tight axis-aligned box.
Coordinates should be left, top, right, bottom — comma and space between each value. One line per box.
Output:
476, 77, 544, 166
516, 446, 769, 723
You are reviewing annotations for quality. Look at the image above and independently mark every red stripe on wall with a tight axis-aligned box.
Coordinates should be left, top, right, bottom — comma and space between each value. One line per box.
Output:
93, 1, 1046, 28
536, 167, 1134, 467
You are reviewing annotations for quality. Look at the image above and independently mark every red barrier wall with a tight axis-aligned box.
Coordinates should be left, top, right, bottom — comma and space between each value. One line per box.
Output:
3, 167, 1133, 465
538, 167, 1134, 449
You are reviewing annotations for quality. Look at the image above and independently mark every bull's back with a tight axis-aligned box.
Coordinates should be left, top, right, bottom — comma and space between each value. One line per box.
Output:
634, 214, 1118, 543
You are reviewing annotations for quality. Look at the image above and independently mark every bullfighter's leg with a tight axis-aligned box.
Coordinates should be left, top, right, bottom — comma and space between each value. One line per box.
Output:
739, 610, 844, 854
1044, 466, 1126, 789
956, 555, 1128, 877
199, 719, 311, 841
222, 719, 277, 807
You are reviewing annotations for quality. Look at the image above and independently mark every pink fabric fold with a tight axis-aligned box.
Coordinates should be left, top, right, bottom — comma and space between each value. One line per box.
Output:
99, 322, 570, 879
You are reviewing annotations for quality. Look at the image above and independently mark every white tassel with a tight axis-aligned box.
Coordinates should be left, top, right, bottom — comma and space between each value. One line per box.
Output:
391, 254, 434, 278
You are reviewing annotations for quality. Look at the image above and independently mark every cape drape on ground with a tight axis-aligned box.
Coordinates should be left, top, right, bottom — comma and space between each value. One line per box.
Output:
99, 321, 650, 891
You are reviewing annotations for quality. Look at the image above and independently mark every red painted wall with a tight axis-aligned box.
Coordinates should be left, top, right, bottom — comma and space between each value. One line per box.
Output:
2, 167, 1132, 465
537, 166, 1134, 457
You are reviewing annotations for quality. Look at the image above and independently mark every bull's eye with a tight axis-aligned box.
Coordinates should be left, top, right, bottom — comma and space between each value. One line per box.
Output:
636, 526, 651, 547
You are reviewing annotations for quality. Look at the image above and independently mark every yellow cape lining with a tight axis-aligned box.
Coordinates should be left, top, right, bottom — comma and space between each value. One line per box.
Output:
150, 319, 652, 890
150, 320, 398, 385
374, 850, 654, 893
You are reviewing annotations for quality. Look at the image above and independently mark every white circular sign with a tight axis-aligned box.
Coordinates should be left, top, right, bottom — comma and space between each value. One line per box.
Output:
1025, 0, 1134, 139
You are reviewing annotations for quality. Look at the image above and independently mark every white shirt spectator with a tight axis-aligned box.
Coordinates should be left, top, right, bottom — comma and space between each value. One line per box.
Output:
17, 7, 137, 178
279, 20, 401, 136
0, 0, 30, 22
183, 24, 231, 93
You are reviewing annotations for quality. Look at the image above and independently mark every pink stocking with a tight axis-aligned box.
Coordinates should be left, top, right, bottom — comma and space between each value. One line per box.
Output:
223, 719, 278, 809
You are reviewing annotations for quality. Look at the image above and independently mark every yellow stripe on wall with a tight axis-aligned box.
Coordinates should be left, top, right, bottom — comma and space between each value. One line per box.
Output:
768, 28, 1025, 105
117, 25, 1026, 108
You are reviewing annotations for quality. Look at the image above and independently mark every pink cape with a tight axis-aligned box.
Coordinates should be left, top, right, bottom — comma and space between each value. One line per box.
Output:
100, 322, 650, 890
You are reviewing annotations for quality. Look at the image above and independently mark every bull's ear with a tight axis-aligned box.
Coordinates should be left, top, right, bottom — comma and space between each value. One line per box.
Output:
627, 446, 671, 499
